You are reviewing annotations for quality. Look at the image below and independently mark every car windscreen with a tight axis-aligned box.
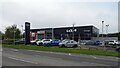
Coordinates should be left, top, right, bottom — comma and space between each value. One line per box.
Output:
62, 40, 69, 43
44, 39, 50, 41
109, 41, 114, 42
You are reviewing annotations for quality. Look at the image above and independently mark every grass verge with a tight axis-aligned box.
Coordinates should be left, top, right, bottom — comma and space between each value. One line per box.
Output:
2, 44, 120, 57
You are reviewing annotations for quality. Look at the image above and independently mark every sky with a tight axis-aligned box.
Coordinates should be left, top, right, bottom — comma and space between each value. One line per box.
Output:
0, 0, 119, 34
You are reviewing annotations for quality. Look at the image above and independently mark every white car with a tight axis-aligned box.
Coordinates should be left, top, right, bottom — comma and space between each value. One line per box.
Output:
36, 39, 52, 46
108, 40, 118, 45
30, 39, 40, 45
59, 40, 78, 48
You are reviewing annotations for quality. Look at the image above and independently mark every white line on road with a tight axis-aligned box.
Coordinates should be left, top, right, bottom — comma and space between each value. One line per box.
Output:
11, 49, 19, 52
27, 50, 72, 56
68, 53, 71, 55
50, 52, 53, 53
90, 55, 97, 59
8, 57, 38, 64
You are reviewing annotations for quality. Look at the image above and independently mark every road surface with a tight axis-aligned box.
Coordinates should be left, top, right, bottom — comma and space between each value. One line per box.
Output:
2, 47, 119, 67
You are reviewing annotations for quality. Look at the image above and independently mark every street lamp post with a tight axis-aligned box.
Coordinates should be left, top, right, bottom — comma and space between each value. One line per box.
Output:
106, 24, 109, 37
102, 21, 105, 50
72, 23, 75, 40
102, 21, 104, 39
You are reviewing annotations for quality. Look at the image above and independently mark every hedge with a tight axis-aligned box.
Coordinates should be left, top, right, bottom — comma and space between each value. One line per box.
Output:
2, 39, 16, 44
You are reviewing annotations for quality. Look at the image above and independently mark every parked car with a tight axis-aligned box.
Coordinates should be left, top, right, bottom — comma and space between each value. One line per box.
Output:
36, 39, 52, 46
85, 41, 95, 45
118, 41, 120, 45
43, 39, 61, 46
94, 41, 102, 45
59, 40, 78, 48
108, 40, 118, 45
116, 46, 120, 52
85, 40, 102, 45
14, 39, 25, 44
30, 39, 40, 45
104, 40, 109, 45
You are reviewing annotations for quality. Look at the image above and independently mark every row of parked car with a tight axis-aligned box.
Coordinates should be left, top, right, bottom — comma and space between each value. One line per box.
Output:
82, 40, 120, 45
14, 38, 120, 46
30, 39, 78, 48
14, 38, 79, 48
14, 38, 120, 51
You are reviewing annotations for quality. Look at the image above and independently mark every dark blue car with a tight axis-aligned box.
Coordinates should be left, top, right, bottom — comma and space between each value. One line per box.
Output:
44, 39, 61, 46
94, 41, 102, 45
14, 39, 25, 44
85, 40, 102, 45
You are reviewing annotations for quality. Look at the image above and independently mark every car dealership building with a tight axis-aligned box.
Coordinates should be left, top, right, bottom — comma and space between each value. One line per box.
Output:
30, 25, 99, 42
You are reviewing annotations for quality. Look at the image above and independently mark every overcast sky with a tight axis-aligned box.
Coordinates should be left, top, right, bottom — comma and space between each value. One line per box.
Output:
0, 0, 119, 34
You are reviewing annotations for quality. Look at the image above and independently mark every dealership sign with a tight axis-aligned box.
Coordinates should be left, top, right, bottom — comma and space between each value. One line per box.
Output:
66, 29, 77, 33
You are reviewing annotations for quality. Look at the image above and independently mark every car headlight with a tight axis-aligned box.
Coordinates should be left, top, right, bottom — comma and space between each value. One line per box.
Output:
59, 43, 62, 45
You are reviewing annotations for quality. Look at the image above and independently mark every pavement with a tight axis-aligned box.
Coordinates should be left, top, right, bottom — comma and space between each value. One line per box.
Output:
2, 47, 119, 67
79, 45, 116, 51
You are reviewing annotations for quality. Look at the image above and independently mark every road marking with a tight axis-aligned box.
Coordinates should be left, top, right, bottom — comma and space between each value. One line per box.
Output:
27, 50, 65, 55
90, 55, 97, 59
11, 49, 19, 52
50, 52, 53, 53
27, 50, 72, 56
68, 53, 71, 55
116, 57, 120, 60
8, 57, 38, 64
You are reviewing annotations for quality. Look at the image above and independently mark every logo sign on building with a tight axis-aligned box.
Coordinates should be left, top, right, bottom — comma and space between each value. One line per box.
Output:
37, 31, 45, 34
66, 29, 77, 33
83, 30, 90, 32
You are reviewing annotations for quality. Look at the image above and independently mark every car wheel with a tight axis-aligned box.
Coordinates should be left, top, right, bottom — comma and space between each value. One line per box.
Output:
39, 43, 43, 46
45, 44, 50, 47
73, 45, 78, 48
33, 42, 36, 45
60, 44, 65, 48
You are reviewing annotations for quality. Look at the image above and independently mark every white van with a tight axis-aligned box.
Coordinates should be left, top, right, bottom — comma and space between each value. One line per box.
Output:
108, 40, 118, 45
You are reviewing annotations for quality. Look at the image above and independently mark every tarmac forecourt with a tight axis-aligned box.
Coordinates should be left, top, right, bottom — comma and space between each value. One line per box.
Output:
2, 44, 120, 57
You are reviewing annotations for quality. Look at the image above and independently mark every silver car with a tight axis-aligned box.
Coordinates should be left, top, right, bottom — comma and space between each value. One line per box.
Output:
59, 40, 78, 48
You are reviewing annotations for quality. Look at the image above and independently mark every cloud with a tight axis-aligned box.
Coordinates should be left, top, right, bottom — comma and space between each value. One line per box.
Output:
0, 1, 118, 33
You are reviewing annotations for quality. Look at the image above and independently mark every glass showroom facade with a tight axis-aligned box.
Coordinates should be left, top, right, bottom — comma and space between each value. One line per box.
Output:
30, 25, 99, 41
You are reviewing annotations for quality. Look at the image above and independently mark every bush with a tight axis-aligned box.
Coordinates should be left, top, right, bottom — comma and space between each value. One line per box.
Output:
2, 39, 15, 44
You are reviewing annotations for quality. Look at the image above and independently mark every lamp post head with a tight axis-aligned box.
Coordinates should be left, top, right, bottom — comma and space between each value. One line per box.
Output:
102, 21, 104, 23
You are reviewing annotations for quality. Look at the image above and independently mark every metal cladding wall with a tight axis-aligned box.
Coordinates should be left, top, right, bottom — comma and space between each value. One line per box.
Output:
30, 25, 99, 41
25, 22, 30, 45
54, 26, 92, 35
53, 26, 93, 41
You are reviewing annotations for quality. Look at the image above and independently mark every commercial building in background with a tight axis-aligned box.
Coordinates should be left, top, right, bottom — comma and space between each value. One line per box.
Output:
30, 25, 99, 42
